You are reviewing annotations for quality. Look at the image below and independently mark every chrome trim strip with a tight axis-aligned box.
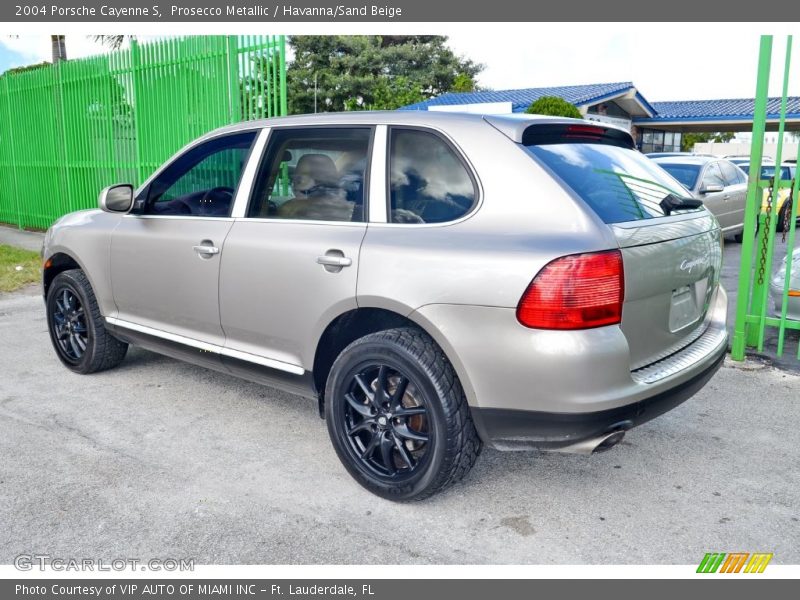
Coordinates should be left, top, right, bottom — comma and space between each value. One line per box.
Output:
369, 125, 388, 223
220, 346, 304, 374
122, 215, 234, 221
232, 218, 366, 228
105, 317, 305, 376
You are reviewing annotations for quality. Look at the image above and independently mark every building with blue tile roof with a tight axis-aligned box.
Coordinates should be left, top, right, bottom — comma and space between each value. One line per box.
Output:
401, 82, 800, 154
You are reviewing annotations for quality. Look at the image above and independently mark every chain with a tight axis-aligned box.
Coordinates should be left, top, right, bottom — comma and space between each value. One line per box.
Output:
757, 178, 773, 286
782, 180, 793, 244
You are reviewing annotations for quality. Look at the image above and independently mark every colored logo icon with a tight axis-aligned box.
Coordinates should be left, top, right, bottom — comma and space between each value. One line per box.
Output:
697, 553, 773, 573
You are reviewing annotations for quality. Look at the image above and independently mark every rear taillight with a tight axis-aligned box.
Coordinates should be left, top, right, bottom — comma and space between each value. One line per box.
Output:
516, 250, 624, 330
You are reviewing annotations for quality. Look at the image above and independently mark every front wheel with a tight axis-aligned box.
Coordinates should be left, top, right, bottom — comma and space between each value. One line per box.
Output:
46, 269, 128, 374
325, 327, 482, 501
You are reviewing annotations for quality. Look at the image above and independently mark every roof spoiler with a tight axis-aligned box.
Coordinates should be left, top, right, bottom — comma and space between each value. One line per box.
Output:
484, 115, 635, 149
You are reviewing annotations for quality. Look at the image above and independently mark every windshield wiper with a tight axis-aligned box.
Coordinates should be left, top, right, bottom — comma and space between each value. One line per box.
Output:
660, 193, 703, 216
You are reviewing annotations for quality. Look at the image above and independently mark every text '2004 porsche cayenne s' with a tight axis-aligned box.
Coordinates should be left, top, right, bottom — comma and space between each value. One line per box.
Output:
42, 112, 727, 500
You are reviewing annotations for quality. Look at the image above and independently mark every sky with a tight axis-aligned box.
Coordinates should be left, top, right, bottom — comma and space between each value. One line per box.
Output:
0, 29, 795, 103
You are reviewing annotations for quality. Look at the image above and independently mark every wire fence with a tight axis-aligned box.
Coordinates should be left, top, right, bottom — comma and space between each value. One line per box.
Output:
0, 35, 286, 230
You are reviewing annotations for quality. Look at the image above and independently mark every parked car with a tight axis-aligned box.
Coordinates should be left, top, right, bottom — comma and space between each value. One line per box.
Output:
757, 164, 796, 232
645, 152, 713, 158
771, 252, 800, 320
645, 151, 692, 158
727, 157, 753, 171
42, 113, 728, 501
651, 155, 748, 240
737, 162, 796, 232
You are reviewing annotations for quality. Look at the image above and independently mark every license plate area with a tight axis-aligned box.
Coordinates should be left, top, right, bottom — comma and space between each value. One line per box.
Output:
669, 278, 709, 332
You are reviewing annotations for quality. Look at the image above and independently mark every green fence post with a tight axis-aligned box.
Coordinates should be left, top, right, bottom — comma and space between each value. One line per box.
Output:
129, 38, 145, 185
2, 76, 23, 229
279, 35, 288, 116
55, 60, 73, 220
755, 36, 792, 352
227, 35, 241, 123
732, 35, 773, 360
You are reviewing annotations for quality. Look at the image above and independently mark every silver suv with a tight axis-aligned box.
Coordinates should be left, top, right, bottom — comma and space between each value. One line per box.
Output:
42, 112, 728, 500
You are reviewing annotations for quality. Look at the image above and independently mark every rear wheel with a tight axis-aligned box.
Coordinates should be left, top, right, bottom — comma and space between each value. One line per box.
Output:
776, 210, 786, 233
46, 269, 128, 374
325, 327, 481, 501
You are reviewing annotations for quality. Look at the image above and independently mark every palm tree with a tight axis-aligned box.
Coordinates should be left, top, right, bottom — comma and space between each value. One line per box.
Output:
92, 36, 128, 51
51, 35, 67, 61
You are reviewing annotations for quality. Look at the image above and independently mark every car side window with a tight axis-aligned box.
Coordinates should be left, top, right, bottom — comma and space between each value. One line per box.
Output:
736, 166, 748, 184
247, 127, 372, 222
719, 161, 743, 187
388, 128, 476, 224
139, 132, 257, 217
701, 163, 725, 190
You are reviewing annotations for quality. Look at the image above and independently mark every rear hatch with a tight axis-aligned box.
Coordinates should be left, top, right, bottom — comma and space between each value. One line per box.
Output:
517, 121, 722, 369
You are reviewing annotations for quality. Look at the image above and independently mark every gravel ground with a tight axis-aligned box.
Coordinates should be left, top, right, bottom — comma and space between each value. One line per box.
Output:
0, 286, 798, 565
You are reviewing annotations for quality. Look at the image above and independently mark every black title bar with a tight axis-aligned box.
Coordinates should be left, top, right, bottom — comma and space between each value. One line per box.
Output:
4, 0, 800, 22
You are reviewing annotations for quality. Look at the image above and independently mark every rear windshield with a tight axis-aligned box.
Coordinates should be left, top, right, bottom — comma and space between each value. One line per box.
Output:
760, 165, 794, 180
526, 143, 702, 224
656, 163, 701, 190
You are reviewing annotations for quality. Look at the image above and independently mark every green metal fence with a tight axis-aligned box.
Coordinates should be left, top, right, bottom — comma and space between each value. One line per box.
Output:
731, 35, 800, 361
0, 35, 287, 230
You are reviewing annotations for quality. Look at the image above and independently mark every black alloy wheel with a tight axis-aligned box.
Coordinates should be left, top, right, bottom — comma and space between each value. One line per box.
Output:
325, 327, 482, 501
342, 363, 432, 479
50, 287, 88, 363
46, 269, 128, 374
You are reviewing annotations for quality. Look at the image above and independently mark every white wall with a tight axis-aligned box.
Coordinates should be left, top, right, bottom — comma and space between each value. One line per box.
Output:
693, 141, 798, 161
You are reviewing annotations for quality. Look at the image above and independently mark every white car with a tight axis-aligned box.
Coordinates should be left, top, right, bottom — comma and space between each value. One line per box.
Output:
771, 253, 800, 320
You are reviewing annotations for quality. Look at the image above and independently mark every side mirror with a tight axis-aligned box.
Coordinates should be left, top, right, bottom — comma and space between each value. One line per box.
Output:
700, 183, 724, 194
99, 184, 134, 213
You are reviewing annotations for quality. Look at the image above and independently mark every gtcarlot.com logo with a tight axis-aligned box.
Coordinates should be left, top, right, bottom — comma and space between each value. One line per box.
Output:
14, 554, 194, 572
697, 552, 773, 573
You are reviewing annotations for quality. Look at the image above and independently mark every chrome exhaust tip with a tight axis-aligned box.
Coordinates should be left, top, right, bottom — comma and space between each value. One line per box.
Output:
553, 430, 626, 455
591, 430, 626, 454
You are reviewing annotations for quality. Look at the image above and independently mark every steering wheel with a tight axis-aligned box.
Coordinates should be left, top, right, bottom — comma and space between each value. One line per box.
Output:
199, 186, 235, 215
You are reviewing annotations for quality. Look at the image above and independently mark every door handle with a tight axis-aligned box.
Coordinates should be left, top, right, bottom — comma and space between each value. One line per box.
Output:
316, 255, 352, 267
193, 244, 220, 256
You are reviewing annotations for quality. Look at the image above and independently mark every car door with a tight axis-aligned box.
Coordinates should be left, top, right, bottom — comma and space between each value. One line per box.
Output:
718, 159, 747, 229
218, 126, 372, 382
109, 131, 258, 365
697, 161, 731, 230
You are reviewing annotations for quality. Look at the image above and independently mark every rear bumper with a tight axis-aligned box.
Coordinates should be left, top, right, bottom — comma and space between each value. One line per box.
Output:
470, 350, 724, 450
410, 286, 728, 451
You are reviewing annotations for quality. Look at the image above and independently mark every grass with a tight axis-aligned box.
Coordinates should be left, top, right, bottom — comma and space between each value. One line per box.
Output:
0, 244, 41, 293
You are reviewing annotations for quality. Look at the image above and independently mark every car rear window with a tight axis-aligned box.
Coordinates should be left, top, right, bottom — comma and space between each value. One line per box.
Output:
760, 165, 793, 180
656, 163, 701, 190
525, 143, 701, 223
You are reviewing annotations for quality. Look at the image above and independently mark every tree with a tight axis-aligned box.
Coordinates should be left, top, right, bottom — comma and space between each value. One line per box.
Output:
91, 35, 128, 51
287, 36, 482, 113
525, 96, 582, 119
681, 132, 735, 152
51, 35, 67, 62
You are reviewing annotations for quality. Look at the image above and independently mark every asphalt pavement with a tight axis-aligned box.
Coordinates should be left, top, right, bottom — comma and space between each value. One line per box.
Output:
0, 285, 798, 564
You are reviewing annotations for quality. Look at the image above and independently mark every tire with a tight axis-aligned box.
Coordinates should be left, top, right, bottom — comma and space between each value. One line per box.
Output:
776, 211, 786, 234
325, 327, 482, 501
46, 269, 128, 374
733, 223, 758, 243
